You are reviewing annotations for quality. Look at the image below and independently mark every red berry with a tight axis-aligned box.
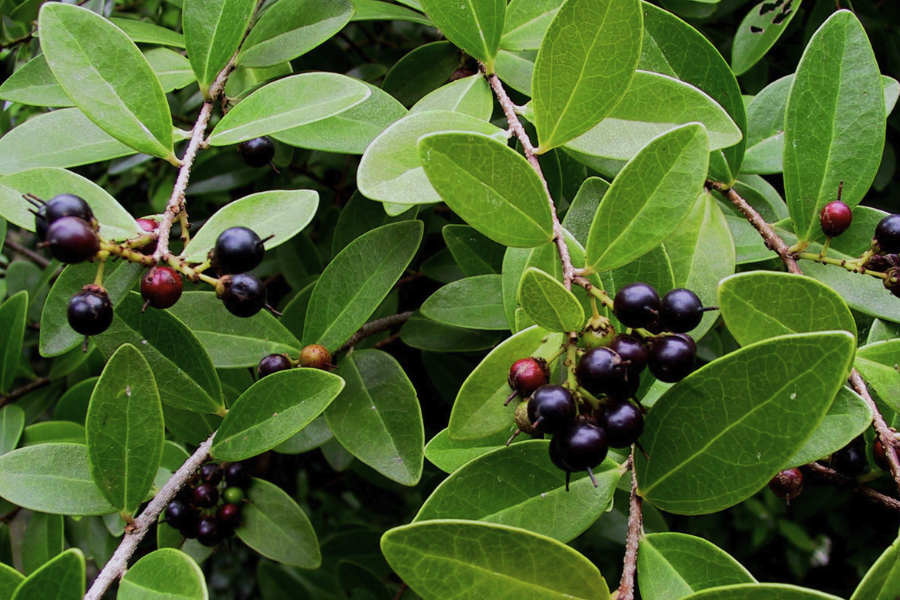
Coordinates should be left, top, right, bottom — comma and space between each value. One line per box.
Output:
216, 503, 242, 528
136, 218, 159, 255
769, 468, 804, 502
140, 266, 183, 310
508, 357, 550, 397
820, 201, 852, 237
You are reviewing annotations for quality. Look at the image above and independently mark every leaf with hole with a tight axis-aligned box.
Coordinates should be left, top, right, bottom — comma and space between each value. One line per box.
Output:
731, 0, 803, 76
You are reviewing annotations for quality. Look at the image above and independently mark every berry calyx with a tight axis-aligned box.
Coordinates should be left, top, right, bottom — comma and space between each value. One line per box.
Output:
67, 285, 113, 336
508, 357, 550, 398
576, 347, 629, 397
875, 214, 900, 253
136, 218, 159, 255
647, 335, 696, 383
214, 226, 266, 275
258, 354, 292, 379
613, 283, 660, 329
193, 483, 219, 508
659, 288, 704, 333
526, 385, 577, 435
597, 400, 644, 448
196, 516, 220, 547
769, 468, 804, 502
580, 317, 616, 349
300, 344, 333, 371
820, 201, 852, 237
140, 266, 183, 310
218, 274, 267, 318
884, 267, 900, 299
199, 463, 223, 485
609, 335, 649, 375
222, 487, 245, 505
45, 216, 99, 264
552, 423, 609, 487
238, 136, 275, 168
225, 461, 253, 489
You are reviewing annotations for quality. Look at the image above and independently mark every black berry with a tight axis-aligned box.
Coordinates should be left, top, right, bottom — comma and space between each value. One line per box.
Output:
526, 385, 577, 435
140, 266, 183, 310
508, 357, 550, 398
193, 483, 219, 508
196, 516, 221, 547
45, 193, 93, 223
164, 499, 195, 532
218, 274, 267, 318
552, 423, 608, 472
45, 216, 99, 264
647, 335, 695, 383
598, 400, 644, 448
216, 503, 242, 529
238, 136, 275, 168
875, 214, 900, 253
832, 441, 868, 476
769, 468, 804, 502
67, 285, 113, 336
225, 462, 253, 489
659, 288, 704, 333
258, 354, 292, 379
609, 334, 649, 375
199, 463, 223, 485
613, 283, 660, 329
576, 347, 629, 397
820, 201, 852, 237
214, 226, 266, 275
300, 344, 333, 371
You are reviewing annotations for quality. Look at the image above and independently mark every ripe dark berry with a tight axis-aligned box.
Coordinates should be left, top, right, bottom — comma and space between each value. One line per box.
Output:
45, 216, 99, 263
164, 499, 194, 532
136, 218, 159, 255
820, 201, 852, 237
597, 400, 644, 448
832, 441, 868, 476
508, 357, 550, 398
769, 468, 804, 502
67, 285, 113, 336
613, 283, 660, 329
196, 516, 221, 547
199, 463, 223, 485
216, 503, 242, 529
222, 487, 245, 505
258, 354, 292, 379
576, 347, 629, 397
140, 266, 183, 310
526, 385, 577, 435
225, 461, 253, 489
647, 335, 695, 383
659, 288, 704, 333
45, 193, 93, 223
873, 437, 892, 472
214, 226, 266, 275
34, 204, 50, 242
553, 423, 608, 473
609, 335, 649, 375
193, 483, 219, 508
875, 214, 900, 253
218, 274, 267, 318
238, 136, 275, 168
300, 344, 333, 371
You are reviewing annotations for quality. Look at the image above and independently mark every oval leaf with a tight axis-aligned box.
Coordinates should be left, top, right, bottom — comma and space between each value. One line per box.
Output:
211, 368, 346, 461
517, 267, 585, 332
183, 0, 256, 95
731, 0, 803, 76
424, 428, 511, 473
420, 0, 505, 66
785, 386, 872, 468
12, 549, 84, 600
0, 291, 27, 394
681, 584, 843, 600
421, 275, 508, 330
0, 405, 25, 457
119, 549, 208, 600
411, 76, 494, 121
0, 54, 75, 107
501, 0, 564, 51
851, 534, 900, 600
854, 340, 900, 415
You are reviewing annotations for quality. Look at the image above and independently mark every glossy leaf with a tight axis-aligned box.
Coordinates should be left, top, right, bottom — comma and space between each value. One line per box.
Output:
236, 478, 320, 567
0, 444, 115, 515
531, 0, 642, 151
303, 221, 423, 351
0, 405, 25, 457
237, 0, 354, 68
109, 18, 185, 48
208, 74, 371, 145
585, 124, 709, 272
680, 584, 842, 600
351, 0, 432, 26
784, 11, 885, 242
145, 48, 197, 92
638, 533, 755, 600
86, 344, 164, 513
420, 0, 504, 66
358, 111, 507, 206
382, 41, 459, 107
0, 564, 23, 600
718, 271, 856, 346
743, 75, 792, 175
0, 291, 27, 394
332, 192, 418, 256
211, 369, 345, 461
21, 422, 86, 446
21, 512, 64, 575
183, 0, 255, 95
785, 386, 872, 468
414, 441, 620, 542
731, 0, 803, 76
325, 350, 424, 486
418, 132, 554, 247
11, 549, 84, 600
410, 76, 493, 121
183, 190, 318, 261
119, 549, 208, 600
501, 0, 563, 51
39, 4, 175, 161
851, 534, 900, 600
855, 341, 900, 415
422, 275, 508, 331
382, 521, 611, 600
273, 417, 333, 454
0, 54, 74, 107
400, 313, 502, 352
798, 253, 900, 323
448, 326, 564, 440
517, 267, 585, 332
636, 332, 855, 514
443, 225, 504, 276
424, 428, 512, 473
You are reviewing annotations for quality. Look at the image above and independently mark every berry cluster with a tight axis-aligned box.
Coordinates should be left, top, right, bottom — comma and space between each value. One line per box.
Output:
164, 461, 252, 547
257, 344, 335, 378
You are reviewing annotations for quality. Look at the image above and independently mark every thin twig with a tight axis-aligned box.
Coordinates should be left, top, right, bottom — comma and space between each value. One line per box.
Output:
616, 454, 642, 600
850, 369, 900, 495
335, 311, 414, 355
805, 461, 900, 511
83, 432, 216, 600
0, 377, 51, 408
3, 239, 50, 268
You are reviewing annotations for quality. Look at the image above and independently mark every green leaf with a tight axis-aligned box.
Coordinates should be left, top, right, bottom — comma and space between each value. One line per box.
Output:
855, 341, 900, 415
381, 521, 611, 600
743, 75, 792, 175
851, 533, 900, 600
585, 124, 709, 272
422, 275, 508, 331
731, 0, 803, 76
418, 132, 554, 247
424, 428, 511, 473
182, 190, 318, 262
0, 55, 74, 107
419, 0, 504, 67
21, 422, 86, 446
325, 350, 424, 486
0, 444, 115, 515
495, 49, 536, 96
798, 254, 900, 323
183, 0, 255, 95
119, 549, 208, 600
636, 332, 855, 514
0, 109, 136, 175
332, 192, 418, 256
449, 326, 564, 440
86, 344, 164, 513
785, 386, 872, 468
414, 441, 620, 542
680, 584, 842, 600
0, 563, 23, 600
93, 294, 224, 415
717, 271, 857, 346
443, 224, 504, 277
236, 478, 320, 567
273, 417, 333, 454
145, 48, 197, 93
531, 0, 642, 151
637, 533, 755, 600
21, 512, 64, 575
563, 71, 741, 162
303, 221, 423, 351
382, 41, 459, 107
167, 293, 302, 369
211, 369, 345, 461
238, 0, 354, 68
109, 18, 185, 48
410, 76, 493, 121
784, 10, 886, 242
501, 0, 564, 51
0, 406, 24, 457
38, 4, 175, 162
11, 549, 84, 600
517, 267, 585, 332
357, 111, 506, 206
350, 0, 432, 26
400, 313, 502, 352
208, 74, 371, 145
0, 291, 27, 394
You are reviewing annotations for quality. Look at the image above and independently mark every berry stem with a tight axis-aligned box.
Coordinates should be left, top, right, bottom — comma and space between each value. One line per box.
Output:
2, 239, 50, 268
565, 343, 579, 391
99, 241, 156, 267
93, 258, 106, 286
849, 369, 900, 495
805, 461, 900, 512
795, 252, 888, 279
576, 277, 615, 310
334, 311, 415, 355
616, 454, 643, 600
